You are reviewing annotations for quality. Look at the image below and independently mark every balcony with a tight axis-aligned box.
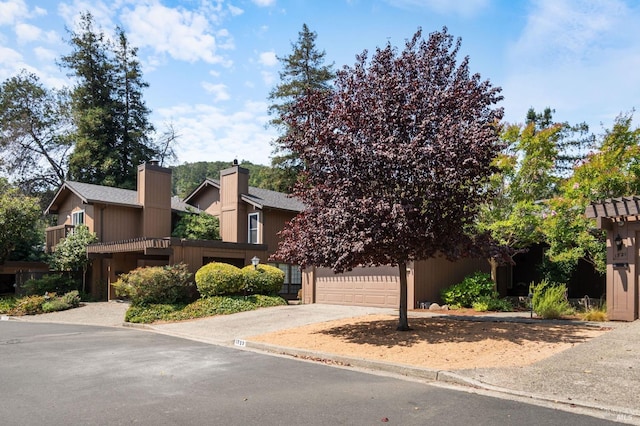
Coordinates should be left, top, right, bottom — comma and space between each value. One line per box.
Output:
45, 224, 74, 253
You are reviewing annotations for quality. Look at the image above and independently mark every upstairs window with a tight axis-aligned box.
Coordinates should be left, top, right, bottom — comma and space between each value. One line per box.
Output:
71, 210, 84, 226
248, 212, 259, 244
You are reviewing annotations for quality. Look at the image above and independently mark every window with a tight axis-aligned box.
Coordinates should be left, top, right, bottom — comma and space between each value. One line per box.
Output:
248, 213, 259, 244
270, 263, 302, 296
71, 210, 84, 226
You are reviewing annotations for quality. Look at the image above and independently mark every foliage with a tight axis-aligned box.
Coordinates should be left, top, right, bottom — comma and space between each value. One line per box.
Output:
124, 295, 288, 323
11, 295, 45, 315
195, 262, 244, 297
541, 113, 640, 275
0, 70, 72, 192
441, 272, 496, 308
49, 225, 97, 274
579, 307, 607, 322
172, 208, 220, 240
268, 24, 335, 192
0, 297, 17, 314
112, 263, 193, 306
22, 274, 79, 296
530, 280, 574, 319
61, 12, 158, 188
273, 27, 504, 330
471, 295, 513, 312
241, 264, 285, 295
0, 180, 45, 263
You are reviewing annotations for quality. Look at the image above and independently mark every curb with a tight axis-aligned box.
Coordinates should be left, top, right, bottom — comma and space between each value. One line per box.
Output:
242, 340, 640, 424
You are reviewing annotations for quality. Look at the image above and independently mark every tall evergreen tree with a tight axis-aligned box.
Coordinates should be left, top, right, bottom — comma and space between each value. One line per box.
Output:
61, 12, 158, 189
267, 24, 335, 192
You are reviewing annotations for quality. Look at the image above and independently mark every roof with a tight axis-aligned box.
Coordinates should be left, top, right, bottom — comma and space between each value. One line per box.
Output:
46, 181, 189, 214
184, 178, 305, 213
585, 196, 640, 219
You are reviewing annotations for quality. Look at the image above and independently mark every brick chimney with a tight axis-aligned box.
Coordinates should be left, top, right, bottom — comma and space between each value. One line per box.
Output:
219, 160, 249, 243
137, 161, 172, 238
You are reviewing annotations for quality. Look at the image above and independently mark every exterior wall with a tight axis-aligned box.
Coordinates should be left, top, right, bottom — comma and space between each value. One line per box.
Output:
189, 186, 221, 216
220, 165, 249, 243
137, 162, 171, 238
94, 204, 141, 242
412, 256, 490, 306
314, 266, 400, 308
262, 209, 296, 258
604, 219, 639, 321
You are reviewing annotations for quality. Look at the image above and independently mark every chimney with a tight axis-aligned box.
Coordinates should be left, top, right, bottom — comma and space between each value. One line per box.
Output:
219, 161, 249, 243
137, 161, 172, 238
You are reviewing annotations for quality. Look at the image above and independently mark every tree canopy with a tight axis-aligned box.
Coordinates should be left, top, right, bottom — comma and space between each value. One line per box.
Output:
267, 23, 335, 192
273, 28, 504, 329
0, 179, 44, 263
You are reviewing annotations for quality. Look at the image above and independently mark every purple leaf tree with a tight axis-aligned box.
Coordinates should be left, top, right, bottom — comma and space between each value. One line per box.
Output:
273, 28, 504, 331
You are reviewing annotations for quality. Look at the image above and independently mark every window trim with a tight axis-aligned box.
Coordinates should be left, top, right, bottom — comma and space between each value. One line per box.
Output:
71, 210, 85, 226
248, 212, 260, 244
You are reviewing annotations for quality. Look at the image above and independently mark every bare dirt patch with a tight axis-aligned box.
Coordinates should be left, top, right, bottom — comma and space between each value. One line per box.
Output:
248, 314, 609, 370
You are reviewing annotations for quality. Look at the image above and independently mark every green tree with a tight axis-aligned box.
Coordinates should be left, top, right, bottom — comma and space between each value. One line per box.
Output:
61, 12, 158, 189
49, 224, 98, 292
0, 71, 73, 193
543, 113, 640, 275
274, 28, 504, 330
267, 24, 335, 192
172, 208, 220, 240
0, 179, 44, 263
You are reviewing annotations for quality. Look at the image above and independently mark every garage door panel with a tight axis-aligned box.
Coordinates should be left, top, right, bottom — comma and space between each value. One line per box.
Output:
315, 266, 399, 308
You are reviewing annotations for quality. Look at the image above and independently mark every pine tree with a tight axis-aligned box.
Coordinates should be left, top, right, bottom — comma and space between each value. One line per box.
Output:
61, 12, 158, 189
267, 24, 335, 192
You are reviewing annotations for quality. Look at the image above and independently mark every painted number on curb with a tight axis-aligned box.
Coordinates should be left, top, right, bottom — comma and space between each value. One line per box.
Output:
234, 339, 246, 347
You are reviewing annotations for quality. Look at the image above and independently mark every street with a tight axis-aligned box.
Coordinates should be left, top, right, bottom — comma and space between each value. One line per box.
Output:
0, 321, 624, 425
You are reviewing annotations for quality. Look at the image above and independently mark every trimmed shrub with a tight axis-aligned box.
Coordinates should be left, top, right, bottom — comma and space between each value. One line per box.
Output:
42, 298, 70, 313
22, 274, 78, 296
195, 262, 243, 297
531, 280, 574, 319
241, 264, 285, 295
472, 295, 513, 312
113, 263, 194, 306
441, 272, 495, 308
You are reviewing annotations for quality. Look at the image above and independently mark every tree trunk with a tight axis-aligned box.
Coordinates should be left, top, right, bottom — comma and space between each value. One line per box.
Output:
489, 257, 498, 292
397, 262, 411, 331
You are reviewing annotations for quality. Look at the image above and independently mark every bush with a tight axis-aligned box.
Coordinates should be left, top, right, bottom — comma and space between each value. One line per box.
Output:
113, 263, 194, 306
0, 297, 17, 314
22, 274, 78, 296
61, 290, 81, 308
441, 272, 495, 308
12, 295, 45, 315
531, 280, 574, 319
195, 262, 243, 297
241, 264, 285, 295
472, 295, 513, 312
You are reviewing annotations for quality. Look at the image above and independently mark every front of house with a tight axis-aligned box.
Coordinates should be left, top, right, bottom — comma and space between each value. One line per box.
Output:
45, 161, 304, 300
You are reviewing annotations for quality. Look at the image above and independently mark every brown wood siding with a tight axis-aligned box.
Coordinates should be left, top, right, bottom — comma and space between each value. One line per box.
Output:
189, 189, 221, 216
262, 209, 296, 258
412, 257, 490, 306
138, 164, 171, 238
100, 206, 142, 242
314, 266, 400, 308
56, 193, 84, 227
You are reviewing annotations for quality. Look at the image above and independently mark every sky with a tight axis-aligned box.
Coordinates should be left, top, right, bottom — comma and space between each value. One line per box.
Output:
1, 0, 639, 166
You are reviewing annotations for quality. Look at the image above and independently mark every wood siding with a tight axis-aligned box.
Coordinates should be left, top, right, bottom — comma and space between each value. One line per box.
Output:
412, 257, 490, 306
138, 163, 171, 238
262, 209, 296, 258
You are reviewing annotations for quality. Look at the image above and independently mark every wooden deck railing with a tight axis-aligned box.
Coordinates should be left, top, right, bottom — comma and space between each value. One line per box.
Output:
45, 224, 74, 253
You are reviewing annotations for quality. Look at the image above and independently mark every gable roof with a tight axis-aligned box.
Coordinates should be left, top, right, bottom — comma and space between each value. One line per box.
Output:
46, 181, 189, 214
184, 178, 305, 213
585, 196, 640, 219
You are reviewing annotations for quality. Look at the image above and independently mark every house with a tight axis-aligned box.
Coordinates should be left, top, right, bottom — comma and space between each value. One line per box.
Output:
45, 161, 303, 300
45, 160, 491, 308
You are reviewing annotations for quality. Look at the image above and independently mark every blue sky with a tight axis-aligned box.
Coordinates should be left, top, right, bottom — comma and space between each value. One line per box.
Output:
1, 0, 639, 166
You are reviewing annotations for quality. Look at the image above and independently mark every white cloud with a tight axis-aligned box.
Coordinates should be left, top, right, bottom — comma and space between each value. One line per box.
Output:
258, 50, 277, 66
15, 22, 41, 43
260, 70, 275, 86
155, 102, 275, 166
252, 0, 276, 6
383, 0, 489, 17
33, 46, 57, 63
502, 0, 640, 130
0, 0, 29, 26
202, 82, 231, 102
120, 3, 233, 65
228, 4, 244, 16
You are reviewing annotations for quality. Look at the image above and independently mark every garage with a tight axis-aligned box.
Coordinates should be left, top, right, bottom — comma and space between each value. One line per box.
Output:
313, 265, 400, 308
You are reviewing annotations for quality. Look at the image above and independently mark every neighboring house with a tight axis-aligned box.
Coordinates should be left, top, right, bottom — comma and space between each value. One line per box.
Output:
45, 161, 302, 300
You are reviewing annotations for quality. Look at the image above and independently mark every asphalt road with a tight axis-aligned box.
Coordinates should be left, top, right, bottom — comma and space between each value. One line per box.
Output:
0, 322, 624, 426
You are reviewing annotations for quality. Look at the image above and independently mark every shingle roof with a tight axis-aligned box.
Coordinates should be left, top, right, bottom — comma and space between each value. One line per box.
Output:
46, 181, 189, 214
585, 196, 640, 219
184, 178, 304, 213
